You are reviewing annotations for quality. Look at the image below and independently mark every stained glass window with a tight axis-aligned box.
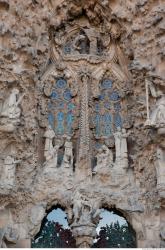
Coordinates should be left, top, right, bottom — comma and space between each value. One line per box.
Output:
48, 78, 75, 136
93, 79, 122, 138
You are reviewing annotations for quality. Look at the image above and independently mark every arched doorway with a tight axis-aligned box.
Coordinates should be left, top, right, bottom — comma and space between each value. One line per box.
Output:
31, 206, 76, 248
93, 208, 136, 248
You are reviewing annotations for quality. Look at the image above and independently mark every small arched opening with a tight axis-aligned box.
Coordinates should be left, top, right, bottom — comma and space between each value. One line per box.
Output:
31, 205, 76, 248
93, 208, 137, 248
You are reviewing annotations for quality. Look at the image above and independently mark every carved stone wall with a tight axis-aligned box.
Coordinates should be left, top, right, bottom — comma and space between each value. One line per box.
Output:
0, 0, 164, 248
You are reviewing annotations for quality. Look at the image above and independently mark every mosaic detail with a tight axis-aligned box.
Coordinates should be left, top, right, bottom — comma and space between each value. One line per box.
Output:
48, 78, 76, 136
93, 79, 122, 138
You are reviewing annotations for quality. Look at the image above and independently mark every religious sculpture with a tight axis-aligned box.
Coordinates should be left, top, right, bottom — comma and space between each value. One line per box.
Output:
0, 88, 24, 132
72, 191, 85, 224
28, 205, 46, 236
0, 88, 24, 120
145, 79, 165, 133
71, 190, 102, 247
43, 125, 56, 161
150, 96, 165, 128
155, 147, 165, 194
0, 155, 20, 190
72, 190, 102, 225
43, 125, 64, 174
62, 138, 73, 168
93, 145, 113, 175
0, 226, 18, 248
114, 127, 129, 167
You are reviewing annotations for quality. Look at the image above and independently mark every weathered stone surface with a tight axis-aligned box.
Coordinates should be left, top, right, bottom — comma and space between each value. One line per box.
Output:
0, 0, 164, 248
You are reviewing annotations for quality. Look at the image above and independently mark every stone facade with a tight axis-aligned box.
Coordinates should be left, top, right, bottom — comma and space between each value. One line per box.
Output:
0, 0, 165, 248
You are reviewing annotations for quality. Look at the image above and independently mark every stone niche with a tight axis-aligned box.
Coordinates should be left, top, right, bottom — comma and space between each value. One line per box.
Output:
0, 0, 164, 248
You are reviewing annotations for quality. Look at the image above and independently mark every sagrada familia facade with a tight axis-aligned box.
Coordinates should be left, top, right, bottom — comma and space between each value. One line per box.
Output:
0, 0, 164, 248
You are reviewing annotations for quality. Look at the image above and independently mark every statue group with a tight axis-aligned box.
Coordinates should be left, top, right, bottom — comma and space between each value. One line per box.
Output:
93, 127, 129, 175
43, 125, 73, 171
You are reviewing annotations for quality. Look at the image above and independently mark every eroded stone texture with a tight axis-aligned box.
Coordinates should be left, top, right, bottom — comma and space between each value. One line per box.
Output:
0, 0, 164, 248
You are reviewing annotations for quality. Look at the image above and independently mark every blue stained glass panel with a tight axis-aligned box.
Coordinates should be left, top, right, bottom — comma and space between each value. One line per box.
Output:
95, 103, 100, 112
114, 113, 122, 128
51, 91, 58, 100
58, 102, 65, 109
48, 102, 52, 110
109, 91, 120, 101
68, 103, 75, 111
63, 90, 72, 101
101, 79, 113, 89
56, 78, 67, 89
67, 112, 74, 135
56, 111, 64, 134
48, 113, 54, 129
94, 114, 101, 137
103, 113, 112, 136
98, 93, 105, 101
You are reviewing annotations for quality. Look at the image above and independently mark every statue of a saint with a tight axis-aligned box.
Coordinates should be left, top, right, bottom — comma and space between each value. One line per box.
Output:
1, 88, 24, 119
43, 125, 56, 161
155, 147, 165, 190
0, 156, 20, 189
96, 145, 113, 167
93, 145, 113, 175
114, 127, 128, 160
150, 96, 165, 128
62, 139, 73, 168
73, 30, 89, 54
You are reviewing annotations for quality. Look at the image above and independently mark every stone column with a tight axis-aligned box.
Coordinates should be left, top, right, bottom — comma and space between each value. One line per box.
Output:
77, 73, 92, 179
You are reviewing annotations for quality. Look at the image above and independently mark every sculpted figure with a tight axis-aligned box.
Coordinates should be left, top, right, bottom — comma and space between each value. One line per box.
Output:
73, 191, 91, 224
0, 155, 20, 189
114, 127, 128, 162
44, 125, 56, 161
150, 96, 165, 128
96, 145, 113, 169
0, 226, 18, 248
1, 88, 24, 119
145, 79, 165, 130
155, 147, 165, 190
73, 31, 89, 54
29, 205, 45, 236
73, 191, 83, 223
62, 138, 73, 168
93, 145, 113, 175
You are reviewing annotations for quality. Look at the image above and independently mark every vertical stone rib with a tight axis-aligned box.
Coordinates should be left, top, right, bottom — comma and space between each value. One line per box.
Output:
78, 74, 90, 167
